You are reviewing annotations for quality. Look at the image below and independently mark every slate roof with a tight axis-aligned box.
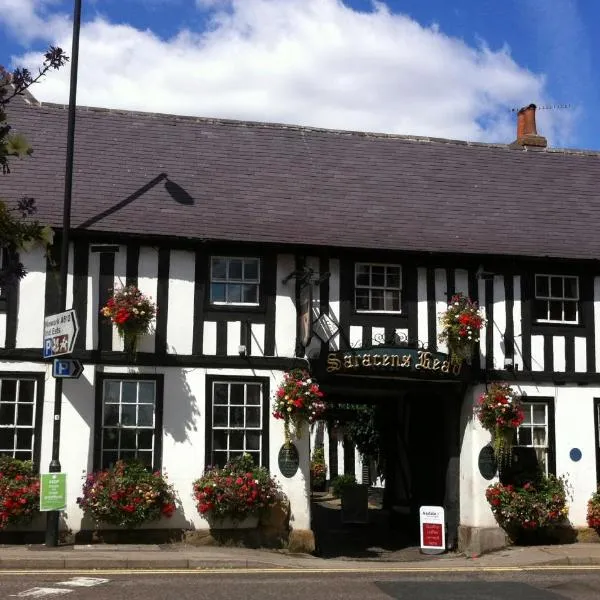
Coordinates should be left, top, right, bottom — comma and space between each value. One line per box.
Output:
3, 94, 600, 260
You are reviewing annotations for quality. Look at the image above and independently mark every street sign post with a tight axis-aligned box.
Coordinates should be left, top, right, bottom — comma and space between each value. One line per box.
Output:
52, 359, 83, 379
43, 309, 79, 359
40, 473, 67, 512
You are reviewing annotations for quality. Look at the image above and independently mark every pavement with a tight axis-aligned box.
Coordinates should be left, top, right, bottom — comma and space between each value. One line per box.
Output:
1, 542, 600, 571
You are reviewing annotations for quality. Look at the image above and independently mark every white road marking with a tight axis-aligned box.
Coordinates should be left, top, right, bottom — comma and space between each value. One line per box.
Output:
9, 589, 72, 598
56, 577, 110, 587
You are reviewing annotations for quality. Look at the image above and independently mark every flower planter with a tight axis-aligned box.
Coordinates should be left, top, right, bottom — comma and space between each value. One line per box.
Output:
207, 514, 259, 530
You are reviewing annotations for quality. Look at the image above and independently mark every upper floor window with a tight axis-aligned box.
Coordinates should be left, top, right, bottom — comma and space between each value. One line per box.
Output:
210, 257, 260, 306
534, 274, 578, 324
354, 263, 401, 312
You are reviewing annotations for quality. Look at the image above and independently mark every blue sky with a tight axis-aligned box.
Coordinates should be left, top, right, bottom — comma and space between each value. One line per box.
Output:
0, 0, 597, 149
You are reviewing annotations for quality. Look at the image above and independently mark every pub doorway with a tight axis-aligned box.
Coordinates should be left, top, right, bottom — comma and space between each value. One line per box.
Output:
311, 379, 463, 559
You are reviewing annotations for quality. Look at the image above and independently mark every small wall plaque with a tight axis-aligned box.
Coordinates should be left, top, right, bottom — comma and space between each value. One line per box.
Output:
278, 443, 300, 478
569, 448, 582, 462
478, 445, 498, 480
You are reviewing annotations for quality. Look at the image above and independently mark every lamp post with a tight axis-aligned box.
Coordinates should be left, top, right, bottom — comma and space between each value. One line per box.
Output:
45, 0, 82, 547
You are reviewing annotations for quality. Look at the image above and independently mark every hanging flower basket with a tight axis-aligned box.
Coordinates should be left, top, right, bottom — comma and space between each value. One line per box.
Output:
475, 382, 524, 463
272, 369, 326, 446
101, 284, 156, 358
438, 293, 485, 365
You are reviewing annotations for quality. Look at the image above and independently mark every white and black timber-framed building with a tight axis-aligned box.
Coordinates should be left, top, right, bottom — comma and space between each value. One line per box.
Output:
2, 94, 600, 553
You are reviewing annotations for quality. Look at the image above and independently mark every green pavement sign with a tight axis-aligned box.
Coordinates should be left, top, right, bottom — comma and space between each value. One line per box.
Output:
40, 473, 67, 511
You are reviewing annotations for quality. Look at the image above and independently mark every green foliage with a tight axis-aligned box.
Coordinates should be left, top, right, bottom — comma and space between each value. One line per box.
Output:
343, 404, 385, 480
193, 453, 283, 522
587, 488, 600, 529
310, 446, 327, 486
76, 460, 177, 528
331, 474, 357, 498
0, 456, 40, 529
0, 47, 67, 287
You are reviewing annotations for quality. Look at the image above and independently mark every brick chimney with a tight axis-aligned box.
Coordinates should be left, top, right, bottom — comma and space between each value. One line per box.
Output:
512, 103, 547, 148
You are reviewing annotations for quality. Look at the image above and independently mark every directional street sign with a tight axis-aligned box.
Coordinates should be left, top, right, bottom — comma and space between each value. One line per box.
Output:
43, 309, 79, 359
52, 359, 83, 379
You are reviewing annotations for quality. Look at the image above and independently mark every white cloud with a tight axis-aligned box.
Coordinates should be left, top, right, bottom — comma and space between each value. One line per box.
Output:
0, 0, 567, 143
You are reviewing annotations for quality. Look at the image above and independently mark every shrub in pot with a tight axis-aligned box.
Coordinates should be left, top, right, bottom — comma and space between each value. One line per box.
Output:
76, 460, 177, 528
0, 457, 40, 529
310, 447, 327, 492
587, 488, 600, 531
331, 474, 357, 499
193, 454, 283, 527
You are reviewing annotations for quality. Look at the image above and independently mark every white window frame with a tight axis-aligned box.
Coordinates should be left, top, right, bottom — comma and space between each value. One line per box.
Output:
210, 256, 261, 306
0, 377, 38, 463
354, 262, 402, 313
100, 379, 158, 469
534, 274, 579, 324
515, 401, 550, 475
210, 380, 265, 467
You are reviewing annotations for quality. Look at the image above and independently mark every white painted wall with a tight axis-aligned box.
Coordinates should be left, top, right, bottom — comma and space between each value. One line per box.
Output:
275, 254, 296, 358
16, 246, 46, 348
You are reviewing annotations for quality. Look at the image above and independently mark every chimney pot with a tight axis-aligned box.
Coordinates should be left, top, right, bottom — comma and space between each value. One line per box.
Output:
513, 103, 547, 149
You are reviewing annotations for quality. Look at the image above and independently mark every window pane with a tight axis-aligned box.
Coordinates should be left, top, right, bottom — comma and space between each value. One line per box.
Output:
246, 431, 260, 451
104, 381, 120, 404
138, 382, 155, 404
534, 299, 548, 321
355, 291, 369, 310
564, 301, 577, 322
102, 451, 118, 468
244, 260, 259, 281
230, 407, 244, 427
386, 269, 400, 288
214, 383, 228, 405
1, 380, 17, 403
532, 405, 546, 425
16, 429, 33, 451
227, 283, 242, 303
550, 276, 563, 297
212, 258, 227, 279
18, 380, 35, 404
213, 406, 228, 427
120, 429, 136, 449
535, 275, 549, 297
246, 385, 261, 405
0, 403, 15, 426
535, 450, 547, 474
119, 450, 136, 462
371, 289, 384, 311
14, 450, 31, 462
121, 404, 136, 426
356, 265, 370, 287
246, 407, 261, 428
533, 427, 546, 445
519, 428, 532, 445
103, 429, 118, 450
230, 385, 244, 405
242, 284, 258, 304
138, 430, 154, 450
213, 430, 227, 451
384, 290, 400, 311
371, 266, 385, 287
16, 403, 33, 426
228, 259, 243, 280
211, 283, 226, 303
549, 300, 562, 321
104, 404, 119, 426
214, 452, 228, 467
138, 405, 154, 427
522, 406, 531, 425
564, 277, 578, 298
229, 431, 244, 450
136, 451, 153, 467
122, 382, 137, 404
0, 429, 14, 450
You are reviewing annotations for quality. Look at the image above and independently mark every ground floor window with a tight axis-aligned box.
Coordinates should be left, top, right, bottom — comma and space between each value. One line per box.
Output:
0, 374, 43, 467
94, 374, 164, 470
504, 397, 555, 481
205, 376, 270, 468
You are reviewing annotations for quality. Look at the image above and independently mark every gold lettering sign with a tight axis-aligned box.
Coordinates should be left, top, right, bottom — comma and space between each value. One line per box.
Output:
327, 354, 342, 373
